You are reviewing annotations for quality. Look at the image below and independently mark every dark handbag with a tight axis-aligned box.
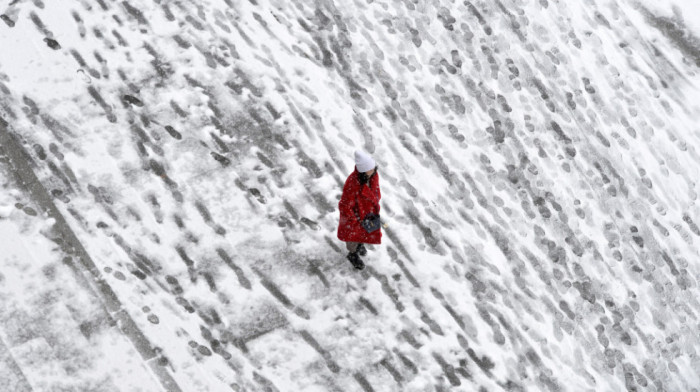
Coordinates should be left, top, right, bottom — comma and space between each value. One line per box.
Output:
361, 213, 381, 233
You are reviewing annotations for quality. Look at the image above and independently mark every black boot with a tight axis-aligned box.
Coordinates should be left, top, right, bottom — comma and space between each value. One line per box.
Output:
357, 243, 367, 256
347, 252, 365, 270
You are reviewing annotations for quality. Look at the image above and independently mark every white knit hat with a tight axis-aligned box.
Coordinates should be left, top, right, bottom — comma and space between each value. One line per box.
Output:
354, 150, 376, 172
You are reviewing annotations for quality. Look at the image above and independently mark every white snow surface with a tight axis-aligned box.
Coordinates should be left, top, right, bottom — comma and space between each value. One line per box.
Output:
0, 0, 699, 391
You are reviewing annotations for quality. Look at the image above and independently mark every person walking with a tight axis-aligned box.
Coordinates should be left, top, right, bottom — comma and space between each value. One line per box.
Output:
337, 150, 382, 270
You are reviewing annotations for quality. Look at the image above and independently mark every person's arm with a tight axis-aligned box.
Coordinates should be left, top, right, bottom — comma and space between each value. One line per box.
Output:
339, 177, 361, 222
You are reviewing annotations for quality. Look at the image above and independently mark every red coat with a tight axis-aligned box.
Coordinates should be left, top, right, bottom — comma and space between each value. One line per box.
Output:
337, 168, 382, 244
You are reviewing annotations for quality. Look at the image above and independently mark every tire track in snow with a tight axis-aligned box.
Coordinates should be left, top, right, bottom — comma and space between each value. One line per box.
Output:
0, 119, 184, 392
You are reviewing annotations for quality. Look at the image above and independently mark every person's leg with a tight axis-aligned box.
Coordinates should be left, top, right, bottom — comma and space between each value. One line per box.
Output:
345, 242, 364, 270
357, 243, 367, 256
346, 242, 359, 253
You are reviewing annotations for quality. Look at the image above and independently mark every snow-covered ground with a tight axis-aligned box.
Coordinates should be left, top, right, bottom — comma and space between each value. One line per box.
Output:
1, 0, 699, 391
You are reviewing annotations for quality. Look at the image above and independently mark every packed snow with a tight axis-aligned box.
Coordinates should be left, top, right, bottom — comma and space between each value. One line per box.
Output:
1, 0, 699, 391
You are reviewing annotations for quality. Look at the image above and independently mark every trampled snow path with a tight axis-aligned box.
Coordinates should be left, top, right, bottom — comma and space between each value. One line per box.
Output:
1, 0, 699, 391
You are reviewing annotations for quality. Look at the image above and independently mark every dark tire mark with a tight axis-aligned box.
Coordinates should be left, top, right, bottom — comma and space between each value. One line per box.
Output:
170, 100, 188, 117
185, 15, 206, 31
433, 353, 461, 386
164, 125, 182, 140
122, 1, 149, 25
359, 296, 378, 315
87, 86, 117, 122
175, 246, 195, 268
211, 151, 231, 166
354, 373, 376, 392
414, 299, 443, 335
112, 30, 128, 47
254, 268, 294, 309
29, 11, 49, 35
682, 214, 700, 236
299, 330, 341, 373
161, 3, 175, 21
0, 14, 15, 27
95, 0, 109, 10
122, 94, 144, 107
380, 357, 404, 383
368, 267, 405, 312
44, 37, 61, 50
307, 261, 330, 288
216, 248, 251, 289
253, 372, 280, 392
394, 349, 418, 374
